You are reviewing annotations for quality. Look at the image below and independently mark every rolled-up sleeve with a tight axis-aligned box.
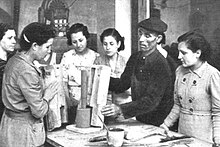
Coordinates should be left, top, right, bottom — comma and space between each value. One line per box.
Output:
17, 70, 48, 119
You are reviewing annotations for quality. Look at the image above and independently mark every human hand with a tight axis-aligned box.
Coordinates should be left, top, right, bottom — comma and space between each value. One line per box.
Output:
101, 104, 122, 117
160, 123, 173, 137
44, 81, 59, 102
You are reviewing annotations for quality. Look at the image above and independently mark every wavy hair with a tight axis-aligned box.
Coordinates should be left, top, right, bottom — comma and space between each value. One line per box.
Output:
100, 28, 125, 52
66, 23, 90, 46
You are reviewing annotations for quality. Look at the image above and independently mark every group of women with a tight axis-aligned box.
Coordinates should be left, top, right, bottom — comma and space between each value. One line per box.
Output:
60, 23, 131, 124
0, 22, 130, 147
0, 21, 220, 147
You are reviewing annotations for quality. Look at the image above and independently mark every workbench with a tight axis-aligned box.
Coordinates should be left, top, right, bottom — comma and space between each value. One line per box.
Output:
46, 119, 212, 147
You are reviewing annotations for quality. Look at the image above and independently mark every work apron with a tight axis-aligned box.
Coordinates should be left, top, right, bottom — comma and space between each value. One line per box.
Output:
0, 109, 45, 147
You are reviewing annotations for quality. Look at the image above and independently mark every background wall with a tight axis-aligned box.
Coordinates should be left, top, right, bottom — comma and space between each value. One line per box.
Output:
154, 0, 220, 69
154, 0, 190, 45
18, 0, 115, 54
0, 0, 13, 24
1, 0, 133, 59
115, 0, 131, 59
1, 0, 220, 68
18, 0, 113, 37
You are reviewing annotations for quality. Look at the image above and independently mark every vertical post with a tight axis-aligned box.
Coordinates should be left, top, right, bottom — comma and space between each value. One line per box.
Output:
146, 0, 150, 19
81, 70, 87, 109
131, 0, 139, 54
115, 0, 131, 59
13, 0, 21, 34
75, 69, 91, 128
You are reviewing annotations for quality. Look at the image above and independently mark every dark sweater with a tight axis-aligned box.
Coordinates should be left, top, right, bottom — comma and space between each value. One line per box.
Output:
109, 49, 174, 126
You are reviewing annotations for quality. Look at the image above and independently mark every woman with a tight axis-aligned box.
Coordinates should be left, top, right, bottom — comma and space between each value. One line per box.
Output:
94, 28, 131, 122
160, 31, 220, 146
0, 22, 59, 147
0, 23, 16, 121
94, 28, 131, 103
61, 23, 98, 122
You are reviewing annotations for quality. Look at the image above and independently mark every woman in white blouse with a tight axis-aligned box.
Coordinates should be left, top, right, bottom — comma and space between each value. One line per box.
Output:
61, 23, 99, 123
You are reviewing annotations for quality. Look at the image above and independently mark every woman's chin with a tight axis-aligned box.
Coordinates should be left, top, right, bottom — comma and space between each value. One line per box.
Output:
181, 63, 187, 67
7, 48, 15, 52
75, 48, 86, 54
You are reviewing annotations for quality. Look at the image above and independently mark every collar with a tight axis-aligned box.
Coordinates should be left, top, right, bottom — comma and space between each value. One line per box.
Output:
182, 61, 207, 78
16, 52, 42, 75
138, 48, 161, 60
70, 49, 77, 56
71, 48, 91, 56
157, 44, 168, 58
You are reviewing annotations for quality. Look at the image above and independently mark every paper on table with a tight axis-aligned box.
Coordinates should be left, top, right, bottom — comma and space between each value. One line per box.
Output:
124, 126, 166, 144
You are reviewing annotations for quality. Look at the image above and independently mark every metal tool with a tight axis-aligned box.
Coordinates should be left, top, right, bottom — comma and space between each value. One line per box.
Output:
89, 135, 106, 142
160, 135, 191, 143
97, 115, 109, 132
129, 132, 165, 142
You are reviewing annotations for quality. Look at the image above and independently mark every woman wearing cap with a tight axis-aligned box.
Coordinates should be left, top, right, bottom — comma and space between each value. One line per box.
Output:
0, 23, 16, 122
160, 31, 220, 146
61, 23, 99, 123
0, 22, 59, 147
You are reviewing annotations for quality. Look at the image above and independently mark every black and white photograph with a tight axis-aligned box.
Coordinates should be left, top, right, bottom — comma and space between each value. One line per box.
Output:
0, 0, 220, 147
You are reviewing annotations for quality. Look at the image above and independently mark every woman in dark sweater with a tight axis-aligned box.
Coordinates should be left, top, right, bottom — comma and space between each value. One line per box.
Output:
0, 23, 16, 121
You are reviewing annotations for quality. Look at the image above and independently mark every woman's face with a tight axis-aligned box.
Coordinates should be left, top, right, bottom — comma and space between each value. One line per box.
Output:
0, 29, 16, 52
70, 31, 87, 53
102, 36, 121, 57
178, 41, 201, 68
36, 38, 54, 61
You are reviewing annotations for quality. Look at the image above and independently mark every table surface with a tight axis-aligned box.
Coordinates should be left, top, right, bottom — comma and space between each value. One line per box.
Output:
46, 119, 213, 147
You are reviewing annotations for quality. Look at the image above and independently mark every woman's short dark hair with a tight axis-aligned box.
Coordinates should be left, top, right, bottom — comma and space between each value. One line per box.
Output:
177, 31, 211, 61
100, 28, 125, 52
0, 23, 15, 40
66, 23, 90, 46
19, 22, 56, 51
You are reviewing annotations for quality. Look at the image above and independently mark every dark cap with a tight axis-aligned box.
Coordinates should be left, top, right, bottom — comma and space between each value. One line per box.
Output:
138, 17, 168, 33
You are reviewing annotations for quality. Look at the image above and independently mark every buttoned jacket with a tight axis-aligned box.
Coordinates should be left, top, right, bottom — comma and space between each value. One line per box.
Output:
109, 49, 174, 126
164, 62, 220, 143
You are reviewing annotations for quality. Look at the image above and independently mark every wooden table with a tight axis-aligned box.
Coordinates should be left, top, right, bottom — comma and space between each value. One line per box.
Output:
46, 119, 212, 147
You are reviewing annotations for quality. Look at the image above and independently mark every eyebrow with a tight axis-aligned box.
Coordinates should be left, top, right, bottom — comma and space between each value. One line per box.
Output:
179, 50, 187, 53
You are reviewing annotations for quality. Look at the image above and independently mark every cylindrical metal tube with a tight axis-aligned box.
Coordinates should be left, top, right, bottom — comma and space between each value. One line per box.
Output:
81, 70, 88, 109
